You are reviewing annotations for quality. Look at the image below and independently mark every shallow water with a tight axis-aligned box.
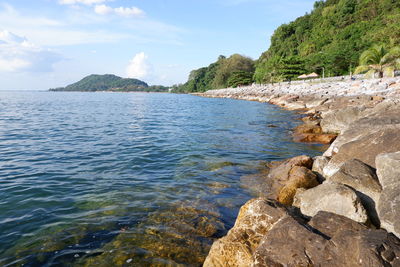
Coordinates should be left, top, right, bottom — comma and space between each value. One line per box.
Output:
0, 91, 325, 266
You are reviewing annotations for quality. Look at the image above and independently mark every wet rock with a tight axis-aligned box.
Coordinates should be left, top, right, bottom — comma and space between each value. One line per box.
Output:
376, 152, 400, 239
203, 198, 288, 267
329, 159, 382, 226
296, 181, 368, 223
294, 132, 337, 144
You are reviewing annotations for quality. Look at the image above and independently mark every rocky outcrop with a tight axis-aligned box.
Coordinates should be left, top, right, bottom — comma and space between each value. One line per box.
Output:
266, 156, 319, 205
329, 159, 382, 226
203, 198, 289, 267
200, 78, 400, 266
376, 152, 400, 239
320, 106, 366, 134
295, 181, 369, 223
254, 211, 400, 267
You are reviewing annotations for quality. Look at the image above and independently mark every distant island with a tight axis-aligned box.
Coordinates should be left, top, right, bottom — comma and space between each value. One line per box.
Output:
49, 74, 169, 92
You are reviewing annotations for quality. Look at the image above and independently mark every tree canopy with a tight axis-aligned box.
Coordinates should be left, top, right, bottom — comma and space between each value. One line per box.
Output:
254, 0, 400, 83
50, 74, 169, 92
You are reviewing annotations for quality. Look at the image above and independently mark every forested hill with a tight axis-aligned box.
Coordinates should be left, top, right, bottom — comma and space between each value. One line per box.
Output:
49, 74, 169, 92
254, 0, 400, 83
172, 0, 400, 93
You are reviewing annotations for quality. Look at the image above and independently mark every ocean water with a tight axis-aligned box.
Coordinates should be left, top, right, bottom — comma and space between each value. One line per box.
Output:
0, 91, 325, 266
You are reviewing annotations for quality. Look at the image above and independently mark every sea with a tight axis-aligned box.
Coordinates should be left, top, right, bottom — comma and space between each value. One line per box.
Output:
0, 91, 325, 266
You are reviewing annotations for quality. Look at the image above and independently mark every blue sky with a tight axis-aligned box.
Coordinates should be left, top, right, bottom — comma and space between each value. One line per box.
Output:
0, 0, 315, 90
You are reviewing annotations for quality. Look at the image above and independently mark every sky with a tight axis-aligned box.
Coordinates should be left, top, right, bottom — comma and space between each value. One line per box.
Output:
0, 0, 316, 90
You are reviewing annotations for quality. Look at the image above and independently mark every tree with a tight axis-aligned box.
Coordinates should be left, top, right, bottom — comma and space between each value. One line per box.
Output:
212, 54, 254, 88
355, 44, 400, 78
227, 71, 253, 88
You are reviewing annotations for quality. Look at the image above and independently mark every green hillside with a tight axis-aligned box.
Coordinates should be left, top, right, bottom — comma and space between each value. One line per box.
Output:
50, 74, 169, 92
173, 0, 400, 92
254, 0, 400, 83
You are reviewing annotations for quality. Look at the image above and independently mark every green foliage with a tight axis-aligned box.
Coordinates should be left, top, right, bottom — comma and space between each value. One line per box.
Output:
355, 44, 400, 78
49, 74, 169, 92
212, 54, 254, 88
227, 71, 254, 88
255, 0, 400, 81
171, 54, 254, 93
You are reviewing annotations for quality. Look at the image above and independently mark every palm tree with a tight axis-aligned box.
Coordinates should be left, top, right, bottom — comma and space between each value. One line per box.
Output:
355, 45, 400, 78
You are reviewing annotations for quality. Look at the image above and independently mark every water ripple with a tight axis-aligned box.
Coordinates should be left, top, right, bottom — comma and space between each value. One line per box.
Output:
0, 91, 325, 266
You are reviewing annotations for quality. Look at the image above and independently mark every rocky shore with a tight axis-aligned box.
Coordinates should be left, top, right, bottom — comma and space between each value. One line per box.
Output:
196, 77, 400, 266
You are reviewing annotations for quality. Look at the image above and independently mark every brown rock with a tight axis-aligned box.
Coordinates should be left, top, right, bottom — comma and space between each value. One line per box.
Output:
266, 156, 320, 205
324, 127, 400, 176
294, 123, 323, 134
294, 133, 337, 144
277, 166, 319, 205
253, 211, 400, 267
203, 198, 288, 267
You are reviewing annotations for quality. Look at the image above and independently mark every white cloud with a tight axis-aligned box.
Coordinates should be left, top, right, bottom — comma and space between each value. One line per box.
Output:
0, 30, 62, 72
59, 0, 108, 6
95, 4, 145, 17
114, 7, 144, 17
94, 4, 113, 15
126, 52, 152, 79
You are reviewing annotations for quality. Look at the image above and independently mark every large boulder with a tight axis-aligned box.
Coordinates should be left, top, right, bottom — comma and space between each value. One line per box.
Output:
323, 126, 400, 177
320, 106, 366, 134
376, 152, 400, 239
266, 155, 319, 205
253, 211, 400, 267
329, 159, 382, 226
203, 198, 288, 267
296, 181, 368, 223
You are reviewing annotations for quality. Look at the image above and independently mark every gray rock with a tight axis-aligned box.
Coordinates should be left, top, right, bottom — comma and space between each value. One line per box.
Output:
312, 156, 330, 182
320, 106, 366, 134
329, 159, 382, 226
253, 211, 400, 267
296, 181, 368, 223
323, 126, 400, 177
376, 152, 400, 239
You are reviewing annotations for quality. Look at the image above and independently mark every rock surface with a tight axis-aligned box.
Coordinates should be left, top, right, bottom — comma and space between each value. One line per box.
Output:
329, 159, 382, 226
376, 152, 400, 239
296, 181, 369, 223
266, 155, 319, 205
203, 198, 288, 267
254, 211, 400, 267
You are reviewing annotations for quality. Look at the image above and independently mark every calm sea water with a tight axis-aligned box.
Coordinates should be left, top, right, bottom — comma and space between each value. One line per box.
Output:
0, 91, 325, 266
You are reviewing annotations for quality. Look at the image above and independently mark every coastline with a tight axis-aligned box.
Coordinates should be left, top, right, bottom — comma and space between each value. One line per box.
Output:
195, 77, 400, 266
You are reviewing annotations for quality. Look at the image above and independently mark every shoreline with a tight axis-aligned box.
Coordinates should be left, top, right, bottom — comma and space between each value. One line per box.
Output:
195, 77, 400, 266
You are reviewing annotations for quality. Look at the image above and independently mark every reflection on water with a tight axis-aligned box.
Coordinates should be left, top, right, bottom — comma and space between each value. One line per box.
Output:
0, 91, 325, 266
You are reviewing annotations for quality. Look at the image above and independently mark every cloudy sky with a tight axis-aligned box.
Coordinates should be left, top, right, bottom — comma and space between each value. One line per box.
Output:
0, 0, 315, 90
